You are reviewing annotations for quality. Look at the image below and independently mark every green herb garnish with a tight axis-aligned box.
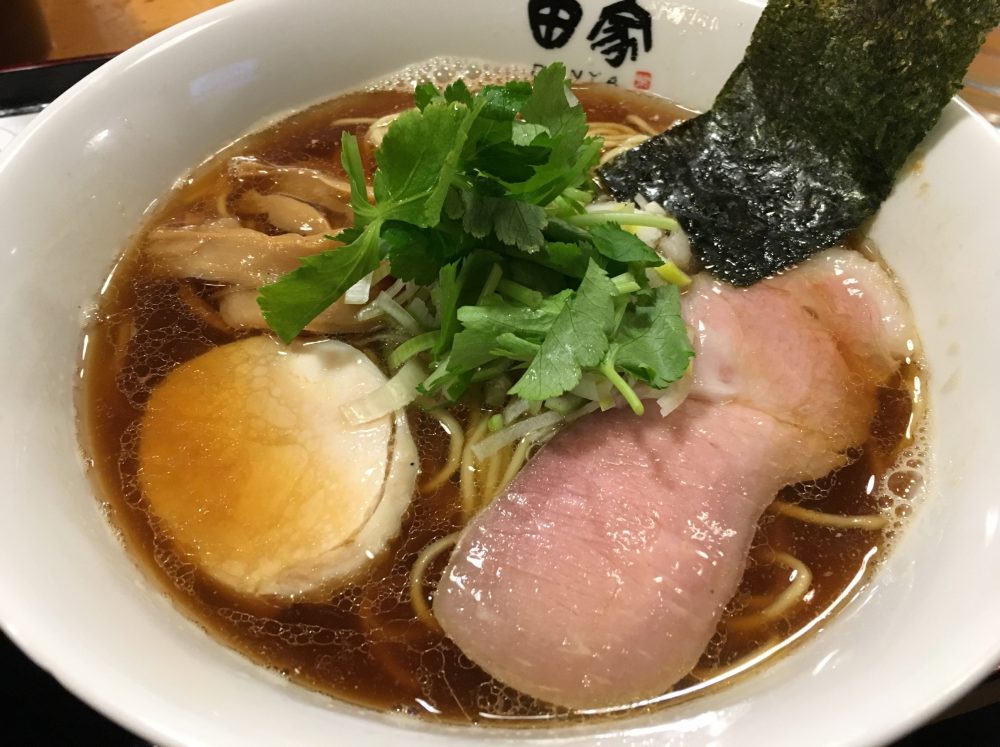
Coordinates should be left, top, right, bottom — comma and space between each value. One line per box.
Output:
259, 63, 692, 415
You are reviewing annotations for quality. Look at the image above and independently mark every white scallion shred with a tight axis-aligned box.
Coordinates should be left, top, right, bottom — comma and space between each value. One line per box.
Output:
585, 200, 632, 214
655, 372, 692, 418
373, 291, 422, 334
393, 283, 420, 307
502, 397, 533, 425
573, 373, 617, 409
406, 297, 436, 329
471, 410, 564, 462
356, 281, 404, 322
344, 272, 373, 305
657, 225, 693, 271
382, 278, 406, 299
342, 359, 427, 425
544, 393, 586, 416
564, 400, 601, 423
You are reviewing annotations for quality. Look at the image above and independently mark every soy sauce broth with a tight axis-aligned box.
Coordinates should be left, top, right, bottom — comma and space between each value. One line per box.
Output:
78, 81, 926, 725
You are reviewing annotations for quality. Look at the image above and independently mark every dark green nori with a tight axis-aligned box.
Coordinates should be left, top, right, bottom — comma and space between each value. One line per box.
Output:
599, 0, 1000, 286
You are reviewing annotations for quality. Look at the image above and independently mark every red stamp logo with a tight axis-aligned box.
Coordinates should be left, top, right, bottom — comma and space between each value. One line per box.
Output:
633, 70, 652, 90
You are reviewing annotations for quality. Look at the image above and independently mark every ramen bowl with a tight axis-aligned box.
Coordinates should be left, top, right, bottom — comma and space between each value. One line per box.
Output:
1, 0, 999, 744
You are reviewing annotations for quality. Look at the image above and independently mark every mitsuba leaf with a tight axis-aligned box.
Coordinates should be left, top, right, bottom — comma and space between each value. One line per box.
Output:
600, 0, 1000, 285
340, 133, 374, 225
502, 62, 604, 205
258, 225, 382, 343
434, 251, 499, 358
471, 142, 550, 182
373, 101, 473, 227
448, 326, 504, 373
463, 81, 535, 161
457, 291, 570, 336
503, 137, 603, 206
476, 81, 533, 121
613, 284, 693, 388
511, 121, 550, 146
589, 223, 662, 265
382, 221, 464, 285
448, 291, 569, 374
519, 62, 588, 158
528, 241, 592, 278
414, 82, 441, 111
492, 332, 540, 362
462, 193, 548, 252
444, 79, 474, 106
510, 261, 616, 400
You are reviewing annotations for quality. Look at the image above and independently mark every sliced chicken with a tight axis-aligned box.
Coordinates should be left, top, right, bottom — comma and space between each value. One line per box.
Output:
216, 288, 378, 335
228, 156, 358, 214
138, 336, 417, 598
236, 190, 332, 235
144, 222, 332, 286
434, 251, 912, 709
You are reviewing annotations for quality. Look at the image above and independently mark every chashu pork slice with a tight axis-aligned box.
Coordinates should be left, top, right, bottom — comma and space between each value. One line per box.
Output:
138, 335, 417, 598
434, 251, 912, 709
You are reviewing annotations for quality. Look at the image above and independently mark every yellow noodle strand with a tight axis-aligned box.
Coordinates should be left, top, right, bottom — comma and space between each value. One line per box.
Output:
420, 410, 465, 494
332, 116, 379, 126
459, 417, 491, 521
497, 437, 532, 496
408, 532, 460, 631
482, 444, 510, 506
726, 550, 813, 631
770, 500, 888, 530
624, 113, 659, 136
599, 134, 652, 166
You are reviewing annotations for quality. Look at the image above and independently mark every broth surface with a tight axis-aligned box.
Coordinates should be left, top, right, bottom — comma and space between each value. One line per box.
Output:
79, 81, 926, 725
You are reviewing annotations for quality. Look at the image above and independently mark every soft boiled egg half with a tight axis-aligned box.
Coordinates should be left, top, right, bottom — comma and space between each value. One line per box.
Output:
138, 335, 418, 598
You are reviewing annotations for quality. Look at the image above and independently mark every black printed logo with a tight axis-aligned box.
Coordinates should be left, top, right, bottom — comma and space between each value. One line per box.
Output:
527, 0, 584, 50
587, 0, 653, 68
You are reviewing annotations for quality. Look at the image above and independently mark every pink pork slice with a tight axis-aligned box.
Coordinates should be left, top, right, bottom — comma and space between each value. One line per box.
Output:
433, 250, 914, 709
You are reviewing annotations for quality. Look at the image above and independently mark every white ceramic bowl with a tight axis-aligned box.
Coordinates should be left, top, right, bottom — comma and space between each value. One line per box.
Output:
2, 1, 999, 744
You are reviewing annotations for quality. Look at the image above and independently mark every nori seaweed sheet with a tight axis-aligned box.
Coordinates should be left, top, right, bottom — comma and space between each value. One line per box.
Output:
599, 0, 1000, 286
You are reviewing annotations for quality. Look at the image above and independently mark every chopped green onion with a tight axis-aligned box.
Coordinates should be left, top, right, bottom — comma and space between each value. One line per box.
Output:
342, 359, 427, 425
420, 355, 452, 392
561, 186, 593, 205
374, 291, 422, 334
388, 331, 438, 369
470, 358, 513, 383
564, 400, 602, 423
566, 212, 680, 231
493, 333, 540, 361
487, 413, 505, 432
478, 263, 504, 303
611, 272, 641, 295
502, 397, 532, 425
406, 297, 436, 329
497, 279, 543, 307
544, 393, 586, 416
471, 410, 564, 462
654, 261, 692, 288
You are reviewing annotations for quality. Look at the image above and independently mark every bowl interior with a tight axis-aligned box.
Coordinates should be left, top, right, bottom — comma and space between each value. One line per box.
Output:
1, 1, 999, 745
